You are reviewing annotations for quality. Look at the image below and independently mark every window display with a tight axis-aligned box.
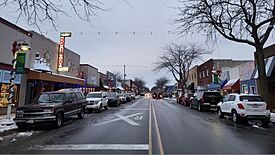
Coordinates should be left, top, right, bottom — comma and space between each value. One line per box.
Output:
0, 84, 19, 107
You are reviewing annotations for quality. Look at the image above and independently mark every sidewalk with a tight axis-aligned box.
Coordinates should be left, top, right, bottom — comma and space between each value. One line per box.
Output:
0, 114, 17, 133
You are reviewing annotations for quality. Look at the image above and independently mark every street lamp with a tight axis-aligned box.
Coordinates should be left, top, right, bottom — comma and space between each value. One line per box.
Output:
6, 41, 31, 121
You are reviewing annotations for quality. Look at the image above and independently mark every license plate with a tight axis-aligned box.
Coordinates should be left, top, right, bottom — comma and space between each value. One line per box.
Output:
252, 104, 259, 108
26, 120, 34, 124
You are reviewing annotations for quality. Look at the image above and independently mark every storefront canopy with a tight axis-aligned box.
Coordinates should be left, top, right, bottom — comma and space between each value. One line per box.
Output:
223, 78, 240, 90
28, 70, 85, 85
207, 79, 227, 90
252, 56, 275, 79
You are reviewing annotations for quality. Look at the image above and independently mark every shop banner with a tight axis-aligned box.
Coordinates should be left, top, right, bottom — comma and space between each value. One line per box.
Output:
15, 53, 26, 74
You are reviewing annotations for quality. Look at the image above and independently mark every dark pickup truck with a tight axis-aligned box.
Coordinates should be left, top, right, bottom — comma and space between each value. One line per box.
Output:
14, 89, 87, 129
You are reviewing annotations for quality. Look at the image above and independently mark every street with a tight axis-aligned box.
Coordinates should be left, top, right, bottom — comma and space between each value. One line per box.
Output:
0, 97, 275, 154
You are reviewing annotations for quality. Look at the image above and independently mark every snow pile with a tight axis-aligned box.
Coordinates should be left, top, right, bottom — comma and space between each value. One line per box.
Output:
0, 114, 17, 133
17, 131, 33, 137
271, 113, 275, 123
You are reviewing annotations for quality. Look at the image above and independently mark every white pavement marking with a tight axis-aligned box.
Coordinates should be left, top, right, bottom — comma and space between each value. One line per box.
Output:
134, 115, 143, 120
29, 144, 149, 151
114, 114, 140, 126
95, 113, 143, 126
152, 101, 165, 155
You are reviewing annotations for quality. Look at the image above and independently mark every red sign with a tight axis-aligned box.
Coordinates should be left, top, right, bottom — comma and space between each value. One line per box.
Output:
58, 37, 65, 68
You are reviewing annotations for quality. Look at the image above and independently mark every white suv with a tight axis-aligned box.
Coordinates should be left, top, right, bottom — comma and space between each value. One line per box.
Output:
217, 93, 271, 126
86, 92, 108, 112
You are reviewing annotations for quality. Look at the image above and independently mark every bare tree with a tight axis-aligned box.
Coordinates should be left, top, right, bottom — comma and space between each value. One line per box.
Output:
176, 0, 275, 108
154, 43, 211, 93
155, 77, 170, 89
0, 0, 104, 29
134, 77, 147, 94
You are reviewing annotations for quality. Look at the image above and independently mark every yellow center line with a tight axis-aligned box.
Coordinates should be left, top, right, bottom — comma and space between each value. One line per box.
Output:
148, 100, 152, 155
152, 100, 165, 155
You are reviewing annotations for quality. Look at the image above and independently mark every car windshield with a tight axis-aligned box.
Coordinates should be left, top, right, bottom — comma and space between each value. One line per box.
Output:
87, 93, 102, 98
35, 93, 64, 103
204, 92, 221, 98
240, 96, 265, 102
107, 92, 116, 97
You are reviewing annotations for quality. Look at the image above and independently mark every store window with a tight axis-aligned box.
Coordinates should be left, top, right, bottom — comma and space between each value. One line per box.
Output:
0, 84, 20, 107
242, 85, 248, 94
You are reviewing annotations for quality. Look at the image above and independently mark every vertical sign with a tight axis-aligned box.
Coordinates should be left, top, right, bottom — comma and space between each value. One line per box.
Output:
58, 36, 65, 68
15, 53, 26, 74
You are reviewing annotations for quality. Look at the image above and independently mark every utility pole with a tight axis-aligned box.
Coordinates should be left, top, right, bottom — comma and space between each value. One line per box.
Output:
123, 65, 126, 84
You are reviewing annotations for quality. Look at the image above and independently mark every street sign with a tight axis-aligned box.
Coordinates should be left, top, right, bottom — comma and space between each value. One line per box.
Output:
15, 53, 26, 74
60, 32, 72, 37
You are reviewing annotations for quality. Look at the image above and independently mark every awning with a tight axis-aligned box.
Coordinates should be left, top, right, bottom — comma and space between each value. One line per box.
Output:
207, 79, 227, 90
117, 86, 125, 91
252, 56, 275, 79
27, 69, 85, 85
223, 78, 240, 90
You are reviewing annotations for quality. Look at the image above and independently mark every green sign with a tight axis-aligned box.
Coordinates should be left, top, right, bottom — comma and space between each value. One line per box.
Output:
15, 53, 26, 74
213, 74, 220, 84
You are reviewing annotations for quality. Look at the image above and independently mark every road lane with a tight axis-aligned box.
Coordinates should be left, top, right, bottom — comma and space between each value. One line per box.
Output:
153, 99, 275, 154
0, 98, 151, 154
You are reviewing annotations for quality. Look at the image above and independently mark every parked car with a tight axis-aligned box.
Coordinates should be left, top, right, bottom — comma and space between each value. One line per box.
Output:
14, 89, 87, 129
118, 93, 126, 104
190, 91, 222, 111
125, 93, 132, 102
129, 92, 136, 100
107, 92, 120, 107
86, 92, 108, 112
217, 94, 271, 125
176, 93, 184, 104
182, 93, 194, 107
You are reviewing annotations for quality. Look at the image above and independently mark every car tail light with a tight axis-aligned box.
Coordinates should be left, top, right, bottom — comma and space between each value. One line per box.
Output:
237, 103, 245, 109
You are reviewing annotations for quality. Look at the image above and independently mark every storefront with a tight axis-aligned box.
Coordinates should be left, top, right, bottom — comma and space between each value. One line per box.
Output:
223, 78, 240, 94
25, 70, 85, 104
240, 79, 257, 94
0, 69, 21, 107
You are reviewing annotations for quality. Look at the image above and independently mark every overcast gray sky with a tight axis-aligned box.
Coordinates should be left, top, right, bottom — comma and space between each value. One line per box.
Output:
2, 0, 274, 88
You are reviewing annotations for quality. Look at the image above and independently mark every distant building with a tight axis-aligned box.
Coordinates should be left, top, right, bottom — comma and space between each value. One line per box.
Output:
186, 65, 198, 93
80, 64, 99, 94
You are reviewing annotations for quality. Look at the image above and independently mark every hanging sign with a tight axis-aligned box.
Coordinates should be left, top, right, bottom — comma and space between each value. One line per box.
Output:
15, 53, 26, 74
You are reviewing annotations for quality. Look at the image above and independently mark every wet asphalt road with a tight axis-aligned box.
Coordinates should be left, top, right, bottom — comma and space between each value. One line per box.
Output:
0, 97, 275, 154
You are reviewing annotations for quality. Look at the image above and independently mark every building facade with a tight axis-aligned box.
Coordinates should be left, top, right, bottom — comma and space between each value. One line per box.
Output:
0, 17, 85, 114
198, 59, 252, 90
186, 65, 198, 92
0, 17, 32, 110
80, 64, 99, 94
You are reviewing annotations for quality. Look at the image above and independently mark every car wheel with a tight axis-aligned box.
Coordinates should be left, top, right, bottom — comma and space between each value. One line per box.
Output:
54, 112, 63, 128
232, 110, 240, 124
16, 123, 27, 130
190, 102, 193, 109
218, 108, 224, 118
104, 105, 108, 110
78, 107, 85, 119
97, 105, 102, 113
198, 103, 203, 112
261, 118, 270, 127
